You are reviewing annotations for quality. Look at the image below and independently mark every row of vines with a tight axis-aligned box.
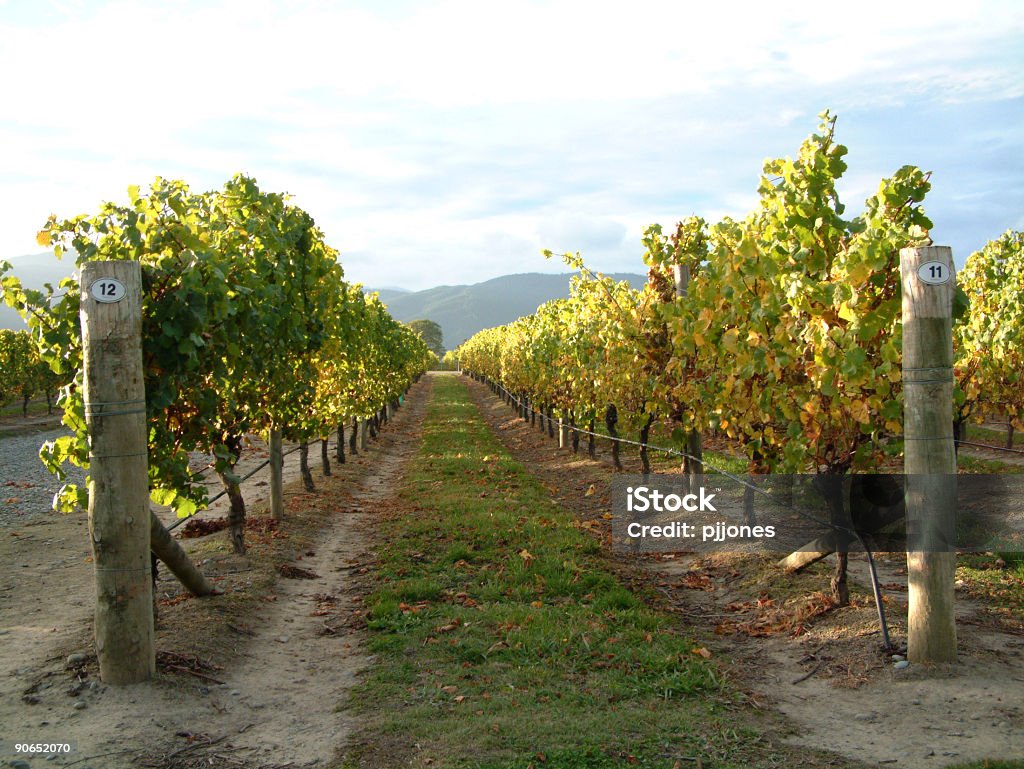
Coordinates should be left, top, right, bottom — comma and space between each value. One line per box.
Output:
453, 112, 1023, 602
1, 174, 434, 553
0, 327, 66, 416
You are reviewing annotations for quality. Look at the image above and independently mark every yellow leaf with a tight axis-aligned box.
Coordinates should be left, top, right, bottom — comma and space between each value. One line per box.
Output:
722, 328, 739, 353
847, 261, 872, 285
36, 229, 51, 247
584, 484, 596, 497
838, 302, 857, 322
698, 307, 714, 331
849, 399, 870, 424
691, 646, 712, 659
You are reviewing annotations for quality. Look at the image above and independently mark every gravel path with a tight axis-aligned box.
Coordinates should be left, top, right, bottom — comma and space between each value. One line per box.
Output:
0, 428, 86, 528
1, 426, 350, 530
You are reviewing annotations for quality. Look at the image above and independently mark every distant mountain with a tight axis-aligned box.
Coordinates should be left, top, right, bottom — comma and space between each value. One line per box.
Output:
369, 287, 413, 305
0, 252, 75, 329
376, 272, 647, 351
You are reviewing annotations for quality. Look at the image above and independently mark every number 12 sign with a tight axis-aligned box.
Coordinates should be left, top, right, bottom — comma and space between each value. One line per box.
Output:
917, 261, 951, 285
89, 278, 127, 303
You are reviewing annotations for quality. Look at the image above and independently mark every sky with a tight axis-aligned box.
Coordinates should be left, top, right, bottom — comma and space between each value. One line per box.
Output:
0, 0, 1022, 291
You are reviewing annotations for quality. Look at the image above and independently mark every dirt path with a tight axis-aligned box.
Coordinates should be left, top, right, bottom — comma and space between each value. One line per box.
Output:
646, 553, 1024, 768
0, 377, 431, 769
199, 391, 427, 766
463, 375, 1024, 769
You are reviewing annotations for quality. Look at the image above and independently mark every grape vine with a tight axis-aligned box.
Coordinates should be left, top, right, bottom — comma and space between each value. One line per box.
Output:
2, 176, 432, 551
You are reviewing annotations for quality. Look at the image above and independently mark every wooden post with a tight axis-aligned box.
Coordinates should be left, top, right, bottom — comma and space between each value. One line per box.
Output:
269, 428, 283, 521
901, 245, 958, 665
778, 541, 834, 573
558, 418, 570, 449
150, 512, 220, 596
80, 261, 155, 684
672, 265, 703, 488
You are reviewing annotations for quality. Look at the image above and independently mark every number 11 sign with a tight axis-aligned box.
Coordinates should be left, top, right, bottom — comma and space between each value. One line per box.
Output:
917, 261, 951, 285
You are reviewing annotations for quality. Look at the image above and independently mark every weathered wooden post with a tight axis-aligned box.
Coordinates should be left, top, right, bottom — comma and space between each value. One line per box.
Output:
672, 265, 703, 489
80, 261, 155, 684
901, 245, 958, 664
269, 428, 284, 521
150, 512, 220, 596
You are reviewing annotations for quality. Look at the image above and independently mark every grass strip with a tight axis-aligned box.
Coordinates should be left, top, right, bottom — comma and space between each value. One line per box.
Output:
966, 423, 1023, 448
344, 375, 786, 769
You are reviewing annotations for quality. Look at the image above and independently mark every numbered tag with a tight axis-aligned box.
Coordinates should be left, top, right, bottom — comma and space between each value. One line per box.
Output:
917, 261, 951, 285
89, 278, 127, 303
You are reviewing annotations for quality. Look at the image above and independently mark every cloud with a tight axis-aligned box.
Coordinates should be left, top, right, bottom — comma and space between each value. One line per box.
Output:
536, 214, 628, 253
1, 0, 1022, 288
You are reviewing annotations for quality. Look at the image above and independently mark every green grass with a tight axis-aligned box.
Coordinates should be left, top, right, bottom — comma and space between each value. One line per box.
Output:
966, 423, 1023, 448
343, 375, 790, 769
946, 761, 1024, 769
957, 454, 1024, 474
0, 395, 58, 419
579, 419, 750, 479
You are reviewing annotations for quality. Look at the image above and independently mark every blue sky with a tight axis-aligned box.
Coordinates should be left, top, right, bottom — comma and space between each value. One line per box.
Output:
1, 0, 1021, 290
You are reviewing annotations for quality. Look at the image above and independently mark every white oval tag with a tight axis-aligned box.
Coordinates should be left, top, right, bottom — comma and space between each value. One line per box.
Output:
89, 278, 127, 303
917, 261, 951, 285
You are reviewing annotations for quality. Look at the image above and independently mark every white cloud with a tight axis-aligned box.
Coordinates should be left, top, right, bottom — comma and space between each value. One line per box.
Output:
1, 0, 1022, 286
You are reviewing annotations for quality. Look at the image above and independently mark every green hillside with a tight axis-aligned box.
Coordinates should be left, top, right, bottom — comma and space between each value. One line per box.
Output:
375, 271, 646, 350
